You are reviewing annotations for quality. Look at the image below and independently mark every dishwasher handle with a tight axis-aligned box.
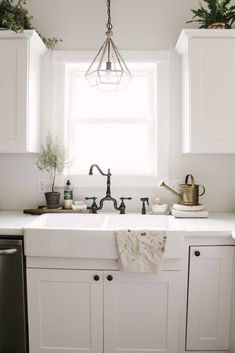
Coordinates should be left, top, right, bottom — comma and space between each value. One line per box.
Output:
0, 248, 18, 255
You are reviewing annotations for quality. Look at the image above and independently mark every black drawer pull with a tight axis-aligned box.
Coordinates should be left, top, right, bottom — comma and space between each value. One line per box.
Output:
107, 275, 113, 281
93, 275, 100, 281
194, 250, 201, 257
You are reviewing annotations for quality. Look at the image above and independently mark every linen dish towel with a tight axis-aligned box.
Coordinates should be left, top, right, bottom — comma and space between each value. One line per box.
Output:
115, 229, 167, 274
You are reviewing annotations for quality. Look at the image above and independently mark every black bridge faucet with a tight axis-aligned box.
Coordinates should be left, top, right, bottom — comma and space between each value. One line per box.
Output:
85, 164, 132, 214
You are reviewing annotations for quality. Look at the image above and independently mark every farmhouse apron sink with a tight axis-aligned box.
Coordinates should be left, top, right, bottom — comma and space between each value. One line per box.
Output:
24, 213, 184, 260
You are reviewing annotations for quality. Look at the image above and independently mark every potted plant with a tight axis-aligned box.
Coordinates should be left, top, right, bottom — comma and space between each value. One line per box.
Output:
37, 133, 69, 209
186, 0, 235, 29
0, 0, 62, 49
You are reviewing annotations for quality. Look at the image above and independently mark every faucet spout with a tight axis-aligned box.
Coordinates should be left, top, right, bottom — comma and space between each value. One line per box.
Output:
89, 164, 111, 177
89, 164, 111, 197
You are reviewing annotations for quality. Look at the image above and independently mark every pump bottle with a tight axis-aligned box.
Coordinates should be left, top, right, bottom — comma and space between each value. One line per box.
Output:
64, 180, 73, 209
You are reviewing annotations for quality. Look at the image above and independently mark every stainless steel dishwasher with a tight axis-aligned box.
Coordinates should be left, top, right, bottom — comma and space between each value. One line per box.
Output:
0, 237, 28, 353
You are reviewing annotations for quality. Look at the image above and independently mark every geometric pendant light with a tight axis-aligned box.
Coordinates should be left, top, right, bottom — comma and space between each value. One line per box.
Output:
85, 0, 131, 91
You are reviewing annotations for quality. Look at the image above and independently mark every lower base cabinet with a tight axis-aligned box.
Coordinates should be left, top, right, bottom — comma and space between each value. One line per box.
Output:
104, 271, 180, 353
27, 268, 181, 353
186, 246, 233, 351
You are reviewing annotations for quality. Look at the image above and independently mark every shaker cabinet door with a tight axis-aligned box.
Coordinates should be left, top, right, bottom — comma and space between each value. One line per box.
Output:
104, 270, 181, 353
176, 30, 235, 153
186, 246, 233, 351
0, 31, 46, 153
189, 38, 235, 153
0, 39, 28, 152
27, 269, 103, 353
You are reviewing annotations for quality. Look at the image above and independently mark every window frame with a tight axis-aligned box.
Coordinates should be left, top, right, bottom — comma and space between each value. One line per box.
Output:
50, 50, 170, 188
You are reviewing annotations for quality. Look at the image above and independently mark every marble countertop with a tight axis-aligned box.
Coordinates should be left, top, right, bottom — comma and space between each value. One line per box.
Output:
1, 211, 235, 238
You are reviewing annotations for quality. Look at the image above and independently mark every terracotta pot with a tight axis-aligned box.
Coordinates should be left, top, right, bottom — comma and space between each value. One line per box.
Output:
45, 192, 60, 209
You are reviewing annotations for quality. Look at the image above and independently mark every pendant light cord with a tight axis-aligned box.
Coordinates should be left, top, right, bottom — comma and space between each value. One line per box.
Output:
106, 0, 113, 31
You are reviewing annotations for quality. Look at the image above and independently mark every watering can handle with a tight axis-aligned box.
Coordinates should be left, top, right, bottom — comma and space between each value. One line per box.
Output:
199, 185, 206, 196
185, 174, 195, 186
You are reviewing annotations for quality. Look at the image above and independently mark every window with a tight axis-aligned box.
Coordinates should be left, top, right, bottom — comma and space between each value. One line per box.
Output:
65, 63, 156, 175
51, 51, 169, 187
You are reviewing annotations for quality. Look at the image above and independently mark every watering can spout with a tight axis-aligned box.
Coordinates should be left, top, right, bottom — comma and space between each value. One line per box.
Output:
159, 180, 182, 199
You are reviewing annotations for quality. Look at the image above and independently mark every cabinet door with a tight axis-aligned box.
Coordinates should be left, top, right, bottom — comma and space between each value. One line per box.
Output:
104, 271, 181, 353
27, 269, 103, 353
187, 246, 233, 351
176, 30, 235, 154
0, 39, 28, 152
189, 38, 235, 153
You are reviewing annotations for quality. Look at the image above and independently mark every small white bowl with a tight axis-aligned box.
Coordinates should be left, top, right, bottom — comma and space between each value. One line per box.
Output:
151, 204, 168, 214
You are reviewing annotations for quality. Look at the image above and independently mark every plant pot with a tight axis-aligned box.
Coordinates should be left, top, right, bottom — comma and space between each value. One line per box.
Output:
45, 192, 61, 209
208, 22, 227, 29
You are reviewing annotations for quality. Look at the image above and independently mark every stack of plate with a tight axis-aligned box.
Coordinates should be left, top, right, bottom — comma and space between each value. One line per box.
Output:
171, 203, 208, 218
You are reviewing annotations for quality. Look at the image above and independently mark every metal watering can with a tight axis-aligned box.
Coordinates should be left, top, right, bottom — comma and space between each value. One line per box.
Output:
159, 174, 205, 206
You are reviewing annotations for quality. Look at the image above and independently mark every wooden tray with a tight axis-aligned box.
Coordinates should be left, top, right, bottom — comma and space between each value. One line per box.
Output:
23, 207, 89, 215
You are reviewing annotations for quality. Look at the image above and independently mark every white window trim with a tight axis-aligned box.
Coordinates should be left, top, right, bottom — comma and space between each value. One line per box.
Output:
50, 50, 170, 188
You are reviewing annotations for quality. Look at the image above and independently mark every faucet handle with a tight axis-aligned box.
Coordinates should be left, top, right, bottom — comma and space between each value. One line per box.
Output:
120, 197, 132, 201
140, 197, 149, 214
119, 197, 132, 214
85, 197, 98, 214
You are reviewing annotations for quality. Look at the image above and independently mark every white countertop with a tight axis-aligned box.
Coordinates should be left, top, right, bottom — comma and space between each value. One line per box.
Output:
169, 212, 235, 231
1, 211, 235, 238
168, 213, 235, 242
0, 211, 37, 236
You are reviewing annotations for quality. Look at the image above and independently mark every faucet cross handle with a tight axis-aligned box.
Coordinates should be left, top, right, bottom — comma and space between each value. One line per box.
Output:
119, 197, 132, 214
85, 197, 98, 214
140, 197, 149, 215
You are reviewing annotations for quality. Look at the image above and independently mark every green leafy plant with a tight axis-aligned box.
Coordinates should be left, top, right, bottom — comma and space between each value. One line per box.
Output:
0, 0, 31, 31
187, 0, 235, 28
37, 134, 69, 192
41, 36, 62, 50
0, 0, 62, 48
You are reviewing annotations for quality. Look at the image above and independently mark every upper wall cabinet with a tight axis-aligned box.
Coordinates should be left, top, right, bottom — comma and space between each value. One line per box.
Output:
0, 30, 47, 153
176, 29, 235, 154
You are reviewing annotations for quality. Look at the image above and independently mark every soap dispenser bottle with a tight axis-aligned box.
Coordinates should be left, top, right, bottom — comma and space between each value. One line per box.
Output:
64, 180, 73, 209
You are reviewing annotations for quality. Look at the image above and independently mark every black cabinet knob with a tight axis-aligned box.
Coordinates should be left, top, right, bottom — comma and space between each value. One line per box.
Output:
194, 250, 201, 257
107, 275, 113, 281
93, 275, 100, 281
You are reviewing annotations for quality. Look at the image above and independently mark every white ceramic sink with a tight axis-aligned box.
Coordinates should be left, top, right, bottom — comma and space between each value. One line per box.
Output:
24, 213, 184, 260
28, 213, 106, 229
103, 213, 168, 229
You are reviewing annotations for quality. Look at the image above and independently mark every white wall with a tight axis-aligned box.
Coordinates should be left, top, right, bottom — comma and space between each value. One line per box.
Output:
1, 0, 235, 212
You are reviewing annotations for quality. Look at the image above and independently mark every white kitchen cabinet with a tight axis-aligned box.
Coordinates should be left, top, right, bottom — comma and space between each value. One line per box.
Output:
27, 268, 181, 353
27, 269, 103, 353
175, 29, 235, 153
186, 246, 233, 351
0, 30, 46, 153
104, 270, 180, 353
